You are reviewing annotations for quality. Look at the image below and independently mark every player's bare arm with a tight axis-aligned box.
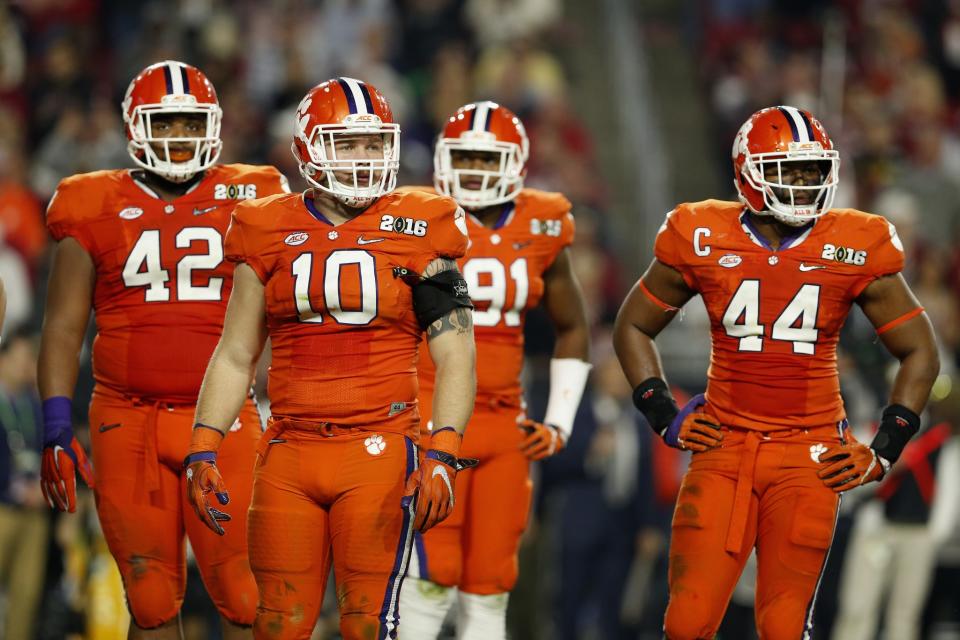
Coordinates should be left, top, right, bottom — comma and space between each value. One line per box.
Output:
542, 248, 589, 361
818, 274, 939, 491
37, 237, 97, 512
613, 259, 693, 385
38, 238, 96, 399
521, 247, 591, 459
424, 256, 476, 436
186, 263, 267, 535
614, 259, 722, 452
858, 273, 939, 413
194, 263, 268, 434
0, 276, 6, 336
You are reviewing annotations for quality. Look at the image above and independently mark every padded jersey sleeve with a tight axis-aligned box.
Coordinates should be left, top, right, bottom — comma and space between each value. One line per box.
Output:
224, 201, 272, 283
852, 216, 906, 297
653, 206, 699, 290
45, 175, 103, 254
408, 196, 469, 274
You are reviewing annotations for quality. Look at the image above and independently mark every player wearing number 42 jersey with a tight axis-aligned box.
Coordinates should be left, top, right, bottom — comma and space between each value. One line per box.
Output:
399, 102, 591, 640
614, 106, 940, 639
184, 78, 477, 639
38, 61, 288, 637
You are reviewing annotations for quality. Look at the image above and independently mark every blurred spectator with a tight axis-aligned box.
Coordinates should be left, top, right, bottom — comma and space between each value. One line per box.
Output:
464, 0, 561, 47
0, 329, 49, 640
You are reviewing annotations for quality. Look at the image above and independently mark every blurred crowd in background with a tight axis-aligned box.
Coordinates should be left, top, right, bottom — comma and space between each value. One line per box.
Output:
0, 0, 957, 638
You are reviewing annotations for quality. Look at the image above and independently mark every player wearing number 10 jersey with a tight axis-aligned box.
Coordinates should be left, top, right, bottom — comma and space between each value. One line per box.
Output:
399, 102, 591, 640
38, 61, 288, 637
185, 78, 477, 639
614, 106, 939, 639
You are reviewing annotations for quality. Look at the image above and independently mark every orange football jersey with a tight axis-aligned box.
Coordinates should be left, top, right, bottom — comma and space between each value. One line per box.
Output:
417, 188, 575, 402
655, 200, 904, 431
46, 164, 289, 403
225, 189, 468, 435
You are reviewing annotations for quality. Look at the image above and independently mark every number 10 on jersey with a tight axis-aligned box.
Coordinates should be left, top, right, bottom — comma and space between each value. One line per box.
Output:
722, 280, 821, 354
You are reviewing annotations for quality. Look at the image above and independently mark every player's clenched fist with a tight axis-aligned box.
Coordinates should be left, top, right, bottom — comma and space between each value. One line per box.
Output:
518, 419, 564, 460
183, 424, 231, 535
817, 432, 886, 492
41, 397, 95, 513
404, 427, 478, 532
664, 393, 723, 452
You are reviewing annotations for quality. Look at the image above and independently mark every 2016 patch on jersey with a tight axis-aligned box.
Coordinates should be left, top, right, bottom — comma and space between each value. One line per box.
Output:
380, 214, 428, 237
214, 183, 259, 200
821, 244, 866, 266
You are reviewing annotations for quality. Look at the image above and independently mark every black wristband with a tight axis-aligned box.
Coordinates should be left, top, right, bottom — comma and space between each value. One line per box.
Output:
870, 404, 921, 464
631, 377, 679, 436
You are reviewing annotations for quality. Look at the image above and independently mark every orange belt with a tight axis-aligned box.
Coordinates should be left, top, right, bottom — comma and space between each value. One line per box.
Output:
256, 417, 354, 459
725, 430, 761, 554
722, 422, 846, 554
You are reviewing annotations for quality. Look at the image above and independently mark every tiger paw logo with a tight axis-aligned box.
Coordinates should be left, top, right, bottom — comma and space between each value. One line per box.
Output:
809, 443, 827, 463
364, 434, 386, 456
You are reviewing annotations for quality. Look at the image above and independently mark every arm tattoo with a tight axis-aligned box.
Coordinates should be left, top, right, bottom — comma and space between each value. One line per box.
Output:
423, 257, 458, 278
427, 306, 473, 339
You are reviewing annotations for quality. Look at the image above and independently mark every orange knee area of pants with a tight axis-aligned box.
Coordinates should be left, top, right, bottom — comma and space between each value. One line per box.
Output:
203, 554, 258, 625
254, 608, 314, 640
122, 557, 183, 629
339, 613, 385, 640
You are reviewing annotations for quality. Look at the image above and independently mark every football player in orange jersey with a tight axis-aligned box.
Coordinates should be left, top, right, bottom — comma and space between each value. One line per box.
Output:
38, 61, 289, 639
614, 106, 940, 639
183, 78, 477, 640
398, 101, 591, 640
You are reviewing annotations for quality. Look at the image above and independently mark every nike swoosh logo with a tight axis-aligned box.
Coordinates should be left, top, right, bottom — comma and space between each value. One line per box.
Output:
357, 236, 386, 245
98, 422, 121, 433
799, 263, 826, 272
193, 205, 220, 216
431, 465, 455, 508
513, 241, 532, 250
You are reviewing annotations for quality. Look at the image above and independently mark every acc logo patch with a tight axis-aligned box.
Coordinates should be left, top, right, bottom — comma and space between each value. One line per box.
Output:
530, 218, 562, 237
285, 232, 309, 246
718, 254, 742, 268
454, 207, 468, 236
822, 244, 867, 266
118, 207, 144, 220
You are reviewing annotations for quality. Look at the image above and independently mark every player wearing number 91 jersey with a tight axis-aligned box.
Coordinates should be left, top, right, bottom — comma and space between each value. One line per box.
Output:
38, 61, 288, 636
399, 102, 591, 640
614, 106, 939, 640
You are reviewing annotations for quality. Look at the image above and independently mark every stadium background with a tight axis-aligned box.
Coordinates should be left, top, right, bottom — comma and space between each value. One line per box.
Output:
0, 0, 958, 638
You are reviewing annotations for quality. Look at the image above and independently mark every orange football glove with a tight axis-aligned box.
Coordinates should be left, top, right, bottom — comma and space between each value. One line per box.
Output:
403, 427, 477, 533
817, 433, 886, 493
663, 394, 723, 452
41, 396, 95, 513
184, 425, 231, 536
519, 419, 565, 460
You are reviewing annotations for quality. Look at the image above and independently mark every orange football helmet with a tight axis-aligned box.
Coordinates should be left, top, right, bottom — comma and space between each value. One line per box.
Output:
433, 101, 529, 209
121, 60, 222, 182
291, 77, 400, 208
732, 106, 840, 226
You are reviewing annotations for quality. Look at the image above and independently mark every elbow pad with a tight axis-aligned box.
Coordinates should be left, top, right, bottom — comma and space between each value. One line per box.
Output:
410, 268, 473, 330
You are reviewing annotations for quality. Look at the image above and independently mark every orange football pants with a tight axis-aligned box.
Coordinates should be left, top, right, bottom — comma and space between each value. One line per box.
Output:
410, 395, 532, 595
88, 384, 260, 629
248, 419, 417, 640
663, 421, 844, 640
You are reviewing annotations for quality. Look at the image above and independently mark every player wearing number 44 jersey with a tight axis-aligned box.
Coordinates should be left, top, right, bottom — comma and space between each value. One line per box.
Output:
185, 78, 477, 640
614, 106, 939, 639
399, 102, 591, 640
38, 61, 288, 638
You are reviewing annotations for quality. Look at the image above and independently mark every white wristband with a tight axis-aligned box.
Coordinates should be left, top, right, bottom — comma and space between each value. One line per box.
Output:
543, 358, 592, 442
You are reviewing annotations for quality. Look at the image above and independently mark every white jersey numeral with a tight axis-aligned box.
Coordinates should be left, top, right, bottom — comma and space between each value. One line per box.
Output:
291, 249, 378, 325
122, 228, 224, 302
462, 257, 528, 327
721, 280, 820, 354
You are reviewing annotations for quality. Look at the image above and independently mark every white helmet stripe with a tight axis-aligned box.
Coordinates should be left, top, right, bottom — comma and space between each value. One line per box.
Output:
340, 77, 369, 115
780, 106, 810, 143
472, 101, 492, 132
167, 61, 185, 95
